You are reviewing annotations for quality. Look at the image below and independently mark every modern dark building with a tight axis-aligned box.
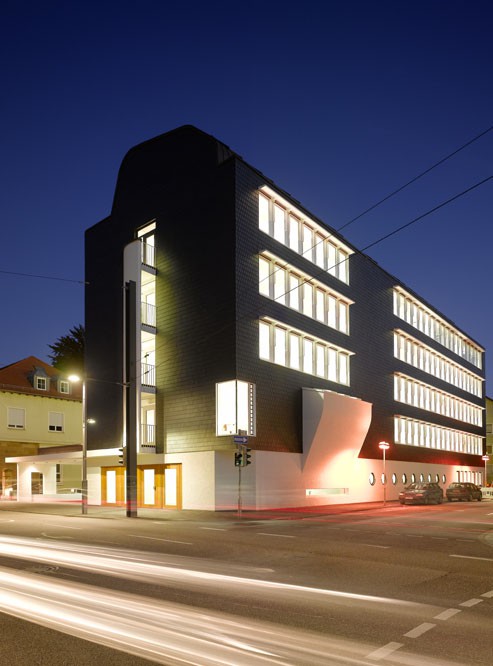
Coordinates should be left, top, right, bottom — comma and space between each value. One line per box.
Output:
84, 125, 486, 510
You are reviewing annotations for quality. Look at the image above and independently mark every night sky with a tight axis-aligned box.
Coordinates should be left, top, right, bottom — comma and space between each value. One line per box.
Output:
1, 1, 492, 390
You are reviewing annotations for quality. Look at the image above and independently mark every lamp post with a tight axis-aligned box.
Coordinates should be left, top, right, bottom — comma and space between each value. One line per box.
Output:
482, 454, 489, 487
379, 441, 390, 506
68, 374, 89, 515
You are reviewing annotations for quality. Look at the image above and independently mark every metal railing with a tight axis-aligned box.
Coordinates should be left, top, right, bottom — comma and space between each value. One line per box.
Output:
141, 241, 156, 268
141, 302, 156, 327
141, 362, 156, 387
141, 423, 155, 445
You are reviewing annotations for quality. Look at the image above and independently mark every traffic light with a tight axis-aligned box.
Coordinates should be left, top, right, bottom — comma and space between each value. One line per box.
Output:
234, 450, 243, 467
244, 447, 252, 466
118, 447, 125, 465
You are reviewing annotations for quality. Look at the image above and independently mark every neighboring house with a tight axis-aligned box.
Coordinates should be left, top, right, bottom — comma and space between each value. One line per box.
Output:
83, 125, 486, 511
0, 356, 82, 499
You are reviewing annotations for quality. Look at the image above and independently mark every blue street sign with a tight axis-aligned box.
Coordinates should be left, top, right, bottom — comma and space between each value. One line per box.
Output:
234, 436, 248, 444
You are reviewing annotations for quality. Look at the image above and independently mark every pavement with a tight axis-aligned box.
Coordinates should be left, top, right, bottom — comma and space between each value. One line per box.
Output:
0, 499, 396, 522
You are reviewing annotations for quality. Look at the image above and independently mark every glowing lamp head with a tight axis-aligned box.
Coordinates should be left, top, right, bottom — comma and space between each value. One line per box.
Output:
379, 441, 390, 451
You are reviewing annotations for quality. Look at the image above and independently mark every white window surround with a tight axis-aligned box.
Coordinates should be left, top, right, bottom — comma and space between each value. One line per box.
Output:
59, 380, 70, 394
393, 287, 483, 369
35, 376, 48, 391
394, 330, 483, 398
258, 187, 353, 284
259, 317, 352, 386
258, 251, 352, 334
394, 415, 483, 455
394, 373, 483, 427
8, 407, 25, 429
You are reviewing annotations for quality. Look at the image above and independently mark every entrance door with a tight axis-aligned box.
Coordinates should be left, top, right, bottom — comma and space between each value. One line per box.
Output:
101, 467, 125, 505
164, 464, 182, 509
31, 472, 43, 495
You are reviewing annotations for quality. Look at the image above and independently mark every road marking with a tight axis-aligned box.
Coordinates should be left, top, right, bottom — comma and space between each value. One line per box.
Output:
431, 536, 447, 540
456, 538, 475, 542
43, 523, 83, 530
460, 598, 483, 607
434, 608, 461, 620
404, 622, 436, 638
360, 544, 390, 549
450, 554, 493, 562
0, 519, 15, 522
40, 533, 73, 540
481, 590, 493, 598
257, 533, 295, 538
200, 527, 226, 531
129, 535, 193, 545
367, 642, 403, 660
406, 534, 423, 537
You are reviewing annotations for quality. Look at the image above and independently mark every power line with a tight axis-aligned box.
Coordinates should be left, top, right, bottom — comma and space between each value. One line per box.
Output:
0, 269, 86, 284
337, 123, 493, 232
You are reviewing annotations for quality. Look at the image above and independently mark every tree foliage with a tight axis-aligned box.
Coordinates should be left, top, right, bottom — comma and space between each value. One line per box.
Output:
48, 324, 85, 374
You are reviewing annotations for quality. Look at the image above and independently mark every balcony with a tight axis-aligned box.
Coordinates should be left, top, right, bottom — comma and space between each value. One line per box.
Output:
141, 302, 156, 328
141, 241, 156, 268
141, 362, 156, 387
141, 423, 155, 446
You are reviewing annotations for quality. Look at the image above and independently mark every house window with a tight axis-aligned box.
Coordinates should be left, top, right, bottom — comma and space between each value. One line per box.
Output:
59, 380, 70, 394
8, 407, 25, 429
36, 376, 48, 390
49, 412, 64, 432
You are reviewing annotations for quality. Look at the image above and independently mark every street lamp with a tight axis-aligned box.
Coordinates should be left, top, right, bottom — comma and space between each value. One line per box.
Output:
68, 374, 94, 515
482, 454, 489, 487
379, 441, 390, 506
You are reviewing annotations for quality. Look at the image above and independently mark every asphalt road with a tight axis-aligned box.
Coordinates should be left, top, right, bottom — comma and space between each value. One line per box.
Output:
0, 500, 492, 665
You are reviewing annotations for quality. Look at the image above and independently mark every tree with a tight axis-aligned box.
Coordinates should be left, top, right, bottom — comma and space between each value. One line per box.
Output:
48, 324, 85, 374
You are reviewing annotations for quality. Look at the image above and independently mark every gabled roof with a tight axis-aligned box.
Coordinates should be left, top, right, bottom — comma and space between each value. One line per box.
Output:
0, 356, 82, 400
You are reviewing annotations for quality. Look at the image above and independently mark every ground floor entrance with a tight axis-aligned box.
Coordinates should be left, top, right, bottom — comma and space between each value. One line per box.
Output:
101, 464, 182, 509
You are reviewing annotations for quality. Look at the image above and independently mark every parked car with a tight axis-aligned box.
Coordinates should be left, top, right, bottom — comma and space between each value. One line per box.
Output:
399, 482, 443, 505
446, 482, 482, 502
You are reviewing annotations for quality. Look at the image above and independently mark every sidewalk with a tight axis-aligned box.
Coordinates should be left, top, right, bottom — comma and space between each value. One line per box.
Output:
0, 499, 397, 522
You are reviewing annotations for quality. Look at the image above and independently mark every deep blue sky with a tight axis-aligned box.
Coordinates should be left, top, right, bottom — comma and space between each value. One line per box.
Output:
1, 1, 492, 390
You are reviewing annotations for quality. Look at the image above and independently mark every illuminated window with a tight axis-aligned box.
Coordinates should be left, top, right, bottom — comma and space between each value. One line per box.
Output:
402, 474, 407, 484
394, 374, 483, 426
259, 318, 352, 385
258, 252, 351, 334
394, 415, 483, 455
394, 331, 483, 398
393, 288, 483, 368
411, 473, 416, 483
369, 473, 376, 486
392, 473, 397, 485
259, 188, 353, 284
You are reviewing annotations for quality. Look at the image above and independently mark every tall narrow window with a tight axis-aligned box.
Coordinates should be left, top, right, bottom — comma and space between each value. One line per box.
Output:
259, 257, 270, 297
289, 215, 299, 251
274, 205, 285, 243
259, 322, 270, 360
259, 195, 270, 233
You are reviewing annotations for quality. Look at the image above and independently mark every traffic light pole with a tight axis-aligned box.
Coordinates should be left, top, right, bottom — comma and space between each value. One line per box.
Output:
237, 460, 242, 519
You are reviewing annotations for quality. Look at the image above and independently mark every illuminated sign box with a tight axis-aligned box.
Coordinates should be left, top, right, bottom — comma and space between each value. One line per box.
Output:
216, 380, 256, 437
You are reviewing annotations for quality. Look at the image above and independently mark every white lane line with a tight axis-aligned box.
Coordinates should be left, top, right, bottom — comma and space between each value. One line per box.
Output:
129, 535, 193, 545
43, 523, 83, 530
450, 554, 493, 562
404, 622, 436, 638
431, 536, 447, 540
257, 533, 295, 538
200, 527, 226, 531
0, 519, 15, 522
481, 590, 493, 598
434, 608, 461, 621
360, 544, 390, 549
367, 642, 404, 660
460, 598, 483, 608
40, 533, 73, 540
456, 539, 475, 542
406, 534, 423, 538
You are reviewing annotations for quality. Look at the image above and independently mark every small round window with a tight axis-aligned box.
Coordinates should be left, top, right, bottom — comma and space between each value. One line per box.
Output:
402, 473, 407, 484
411, 473, 416, 483
419, 473, 424, 483
381, 473, 387, 485
427, 474, 432, 482
442, 474, 447, 484
392, 473, 397, 485
369, 473, 376, 486
435, 474, 440, 483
